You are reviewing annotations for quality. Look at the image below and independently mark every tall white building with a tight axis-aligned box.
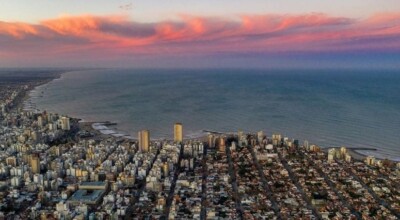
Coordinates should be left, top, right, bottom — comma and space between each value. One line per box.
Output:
303, 140, 309, 149
257, 131, 264, 143
328, 148, 336, 163
37, 116, 44, 127
1, 104, 6, 114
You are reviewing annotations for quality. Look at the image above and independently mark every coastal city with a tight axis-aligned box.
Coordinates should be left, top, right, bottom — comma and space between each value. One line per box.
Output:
0, 74, 399, 220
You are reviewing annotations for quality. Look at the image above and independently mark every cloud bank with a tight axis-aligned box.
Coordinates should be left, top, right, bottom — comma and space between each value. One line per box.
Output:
1, 13, 399, 67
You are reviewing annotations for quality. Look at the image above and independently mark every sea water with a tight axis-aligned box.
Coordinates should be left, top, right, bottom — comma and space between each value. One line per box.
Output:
27, 68, 400, 160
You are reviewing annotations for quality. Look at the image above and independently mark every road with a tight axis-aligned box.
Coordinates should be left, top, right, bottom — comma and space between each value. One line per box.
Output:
126, 147, 161, 219
342, 162, 400, 219
161, 143, 183, 220
304, 153, 362, 219
247, 145, 282, 220
226, 145, 244, 219
200, 145, 208, 220
277, 150, 322, 220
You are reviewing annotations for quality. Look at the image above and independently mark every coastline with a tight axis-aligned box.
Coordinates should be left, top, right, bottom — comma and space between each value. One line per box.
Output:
21, 71, 122, 139
321, 147, 367, 161
22, 70, 399, 162
24, 73, 207, 141
322, 147, 400, 162
19, 72, 63, 111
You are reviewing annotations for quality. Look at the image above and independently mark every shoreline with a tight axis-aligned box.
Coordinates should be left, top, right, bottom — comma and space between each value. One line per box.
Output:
24, 70, 209, 141
19, 72, 64, 111
321, 147, 368, 161
24, 72, 208, 142
322, 147, 400, 162
21, 70, 129, 139
22, 70, 399, 162
80, 121, 210, 142
21, 71, 64, 112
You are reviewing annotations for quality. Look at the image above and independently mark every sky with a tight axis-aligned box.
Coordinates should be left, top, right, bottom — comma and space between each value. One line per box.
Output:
0, 0, 400, 68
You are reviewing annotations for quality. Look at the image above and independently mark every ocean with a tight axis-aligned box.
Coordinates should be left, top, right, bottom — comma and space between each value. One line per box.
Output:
27, 69, 400, 161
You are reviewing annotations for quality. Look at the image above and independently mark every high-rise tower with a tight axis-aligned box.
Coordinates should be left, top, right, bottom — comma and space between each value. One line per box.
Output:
138, 130, 150, 152
174, 123, 183, 142
61, 117, 70, 131
31, 154, 40, 174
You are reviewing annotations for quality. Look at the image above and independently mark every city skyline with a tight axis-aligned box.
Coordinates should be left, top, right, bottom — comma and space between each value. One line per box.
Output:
0, 1, 399, 219
0, 1, 399, 68
0, 49, 399, 219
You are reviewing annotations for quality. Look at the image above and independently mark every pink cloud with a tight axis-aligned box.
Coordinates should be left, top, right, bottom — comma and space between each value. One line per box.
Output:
41, 15, 103, 35
0, 21, 38, 38
0, 12, 399, 60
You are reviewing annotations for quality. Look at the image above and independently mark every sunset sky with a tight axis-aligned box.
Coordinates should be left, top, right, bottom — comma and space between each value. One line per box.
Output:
1, 0, 400, 68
